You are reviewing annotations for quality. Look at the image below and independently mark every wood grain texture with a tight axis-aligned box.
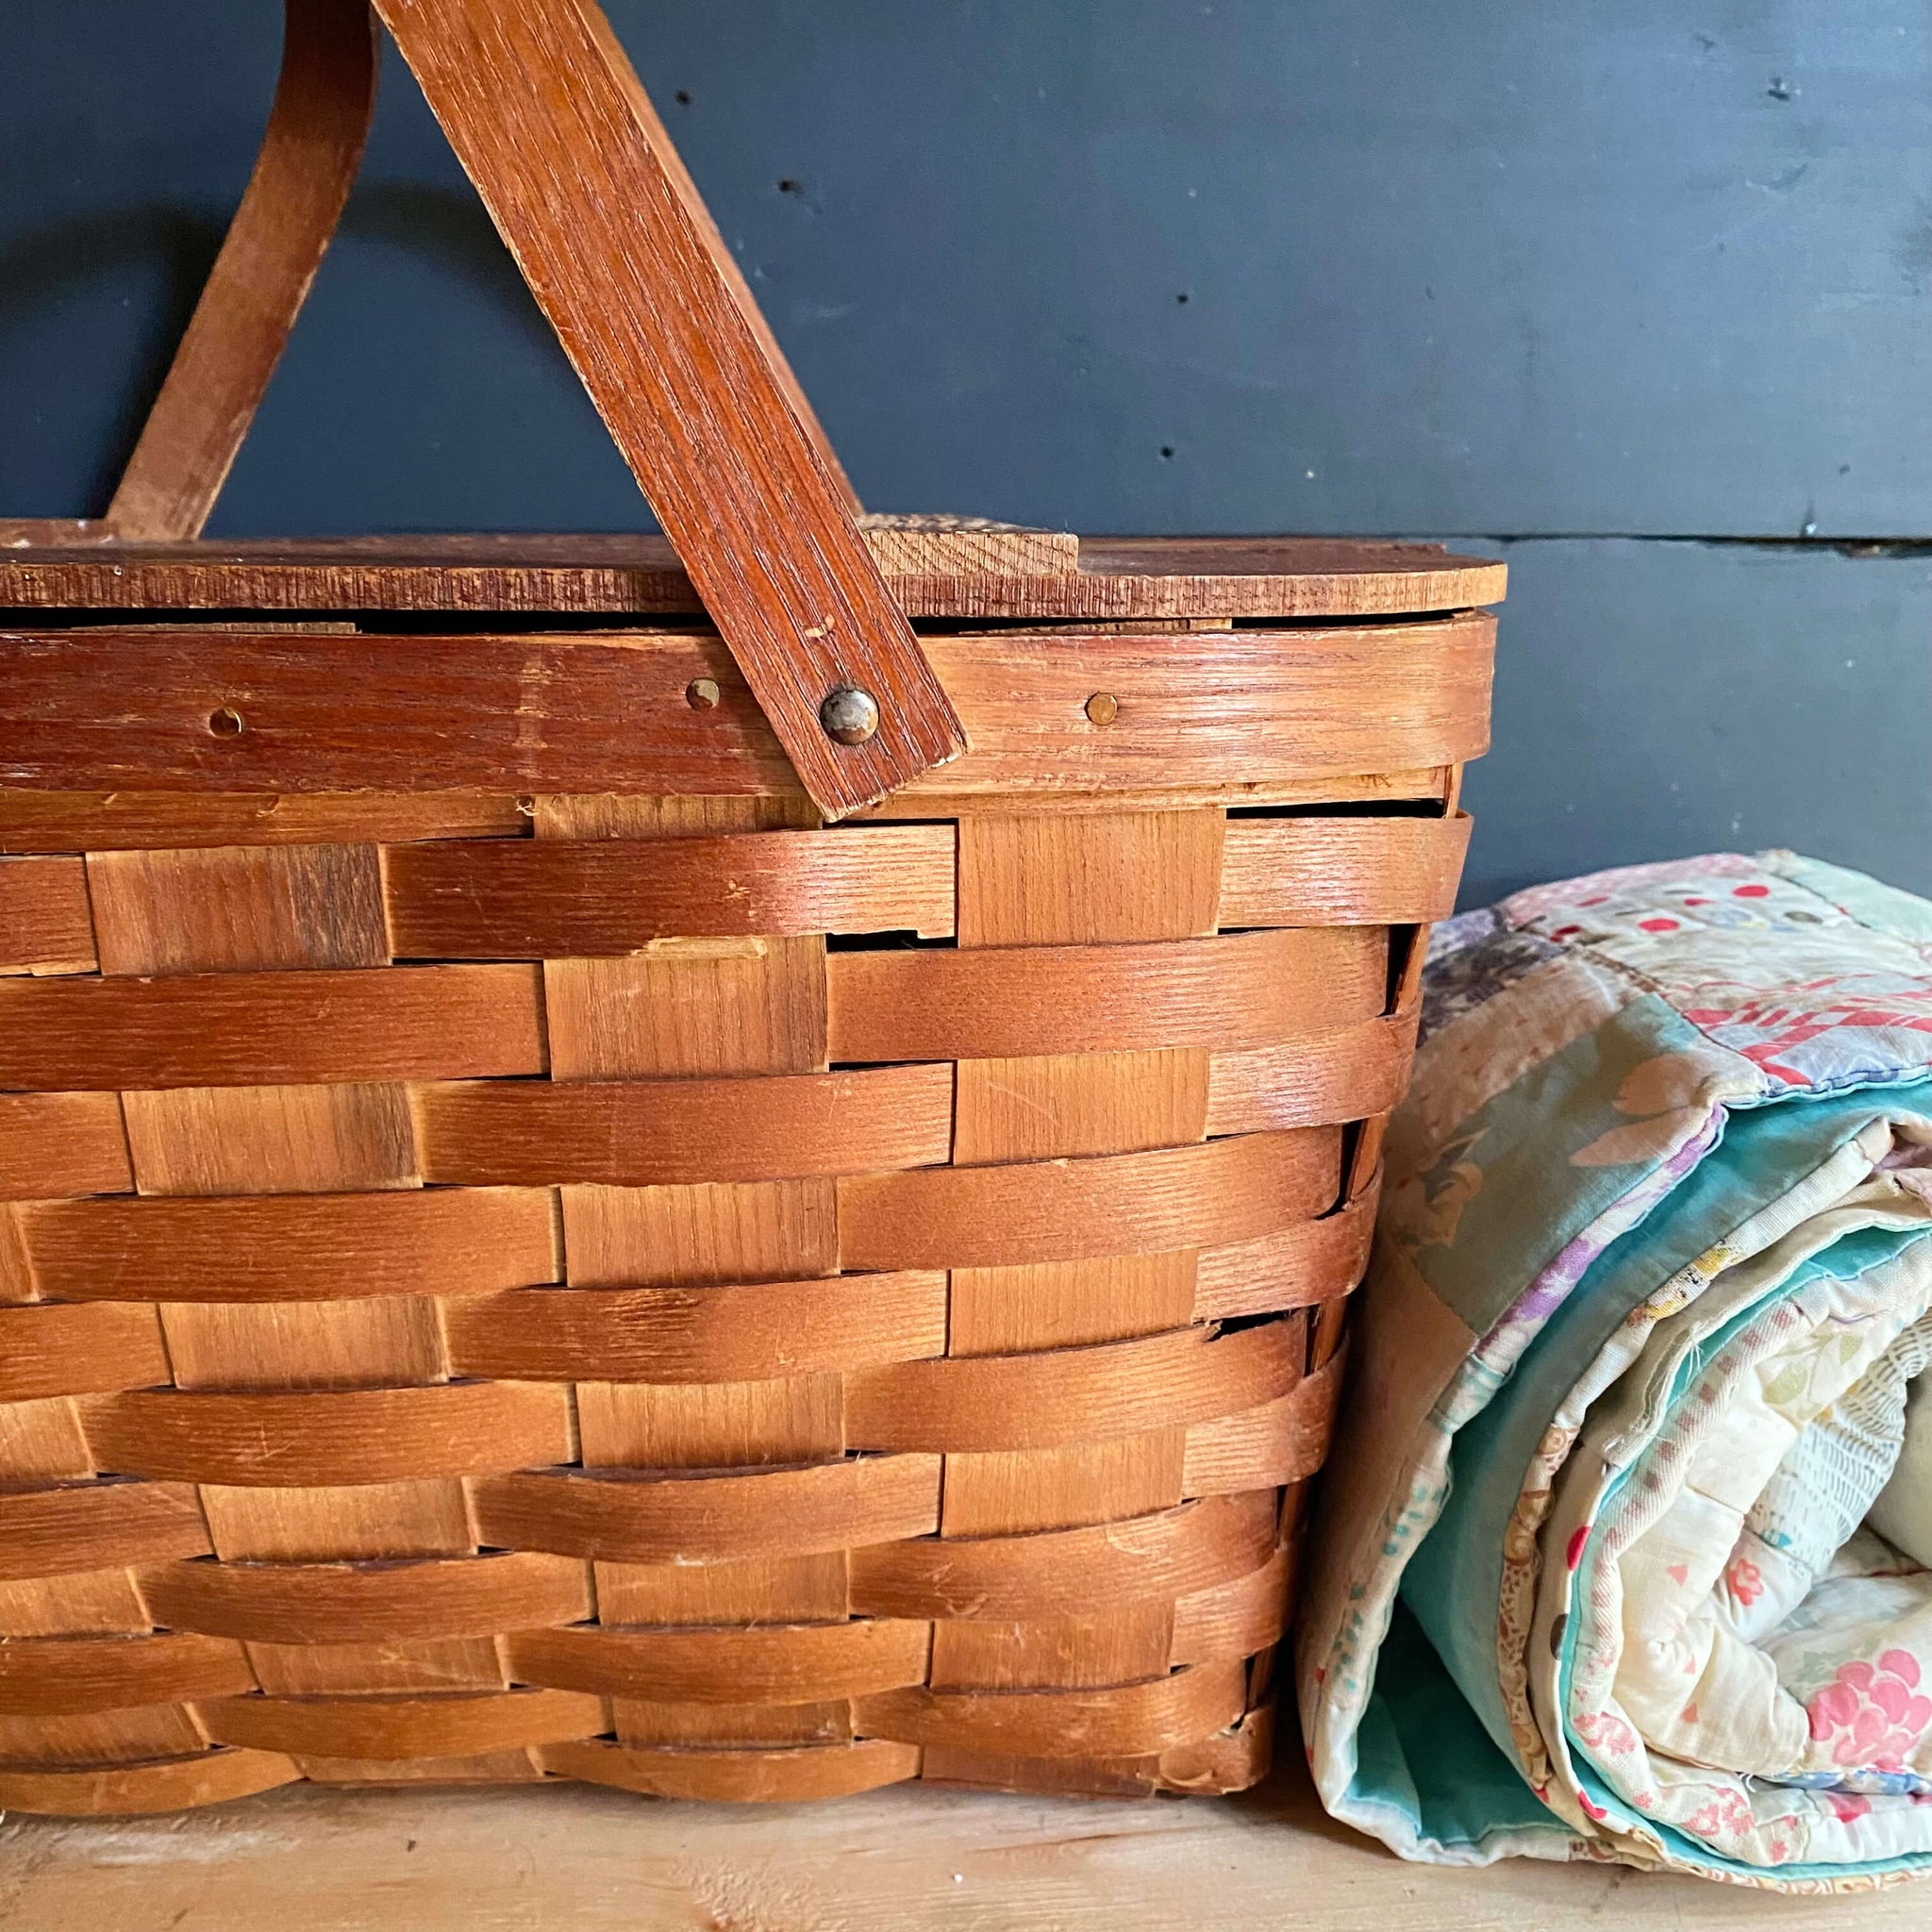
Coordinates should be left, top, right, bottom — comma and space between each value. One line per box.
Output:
0, 5, 1491, 1815
413, 1064, 951, 1186
373, 0, 963, 818
951, 1051, 1208, 1164
1191, 1195, 1378, 1323
16, 1757, 1866, 1928
847, 1494, 1276, 1624
541, 935, 830, 1078
443, 1274, 948, 1382
506, 1619, 930, 1704
200, 1687, 604, 1758
539, 1736, 920, 1803
0, 625, 1477, 1805
141, 1550, 590, 1645
1170, 1552, 1291, 1668
20, 1189, 558, 1303
957, 810, 1223, 943
924, 1605, 1179, 1694
0, 1094, 132, 1200
104, 0, 379, 541
0, 1304, 169, 1404
0, 1480, 211, 1584
472, 1457, 942, 1565
559, 1179, 838, 1290
945, 1253, 1194, 1358
0, 533, 1506, 618
527, 782, 876, 1753
855, 1658, 1245, 1759
0, 857, 96, 974
1218, 811, 1471, 926
0, 618, 1493, 797
856, 517, 1075, 576
79, 1383, 574, 1488
0, 1163, 207, 1792
1181, 1358, 1345, 1495
570, 4, 859, 521
841, 1128, 1341, 1272
0, 789, 527, 853
118, 1082, 420, 1196
924, 799, 1287, 1760
829, 926, 1386, 1063
383, 825, 955, 955
120, 761, 519, 1722
0, 1632, 255, 1716
1204, 1008, 1419, 1138
0, 965, 544, 1090
919, 621, 1493, 796
843, 1324, 1301, 1454
88, 843, 388, 976
75, 813, 475, 1739
0, 1748, 297, 1817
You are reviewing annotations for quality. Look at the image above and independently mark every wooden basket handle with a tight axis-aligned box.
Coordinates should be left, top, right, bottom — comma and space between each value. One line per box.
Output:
105, 0, 380, 541
100, 0, 965, 819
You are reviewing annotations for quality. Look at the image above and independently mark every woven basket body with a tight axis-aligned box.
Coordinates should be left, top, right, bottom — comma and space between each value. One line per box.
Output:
0, 0, 1500, 1815
0, 541, 1498, 1811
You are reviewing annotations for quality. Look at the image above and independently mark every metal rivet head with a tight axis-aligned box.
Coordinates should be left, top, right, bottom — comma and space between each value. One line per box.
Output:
208, 706, 245, 738
820, 685, 880, 745
1085, 691, 1120, 727
685, 677, 721, 711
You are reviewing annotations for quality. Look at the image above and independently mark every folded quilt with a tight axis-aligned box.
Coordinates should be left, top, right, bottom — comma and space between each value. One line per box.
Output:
1300, 852, 1932, 1890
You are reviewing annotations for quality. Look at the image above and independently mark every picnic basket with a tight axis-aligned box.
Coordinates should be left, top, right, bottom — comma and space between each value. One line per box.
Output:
0, 0, 1502, 1812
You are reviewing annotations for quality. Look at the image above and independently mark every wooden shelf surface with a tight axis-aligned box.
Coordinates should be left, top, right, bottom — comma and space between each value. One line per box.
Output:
2, 1762, 1921, 1928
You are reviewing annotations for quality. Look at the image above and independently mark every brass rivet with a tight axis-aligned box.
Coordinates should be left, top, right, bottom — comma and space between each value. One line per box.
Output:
208, 706, 245, 738
1085, 691, 1120, 727
820, 685, 880, 745
686, 677, 721, 711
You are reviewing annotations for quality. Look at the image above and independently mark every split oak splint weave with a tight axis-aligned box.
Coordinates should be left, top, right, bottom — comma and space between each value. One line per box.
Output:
0, 0, 1502, 1810
0, 787, 1484, 1809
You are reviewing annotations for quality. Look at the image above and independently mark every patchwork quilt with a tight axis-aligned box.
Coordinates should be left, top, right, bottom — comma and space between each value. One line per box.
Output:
1299, 852, 1932, 1890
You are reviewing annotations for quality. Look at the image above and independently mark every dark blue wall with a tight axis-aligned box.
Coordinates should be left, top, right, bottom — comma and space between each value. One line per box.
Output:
5, 4, 1928, 900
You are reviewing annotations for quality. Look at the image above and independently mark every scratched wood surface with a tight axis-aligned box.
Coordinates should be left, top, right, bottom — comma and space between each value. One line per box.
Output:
2, 1767, 1923, 1929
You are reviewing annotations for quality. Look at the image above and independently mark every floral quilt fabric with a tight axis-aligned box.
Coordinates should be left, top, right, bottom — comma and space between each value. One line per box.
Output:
1299, 852, 1932, 1890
